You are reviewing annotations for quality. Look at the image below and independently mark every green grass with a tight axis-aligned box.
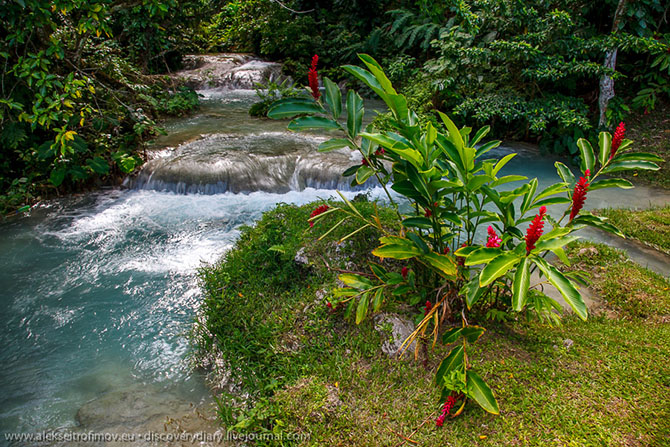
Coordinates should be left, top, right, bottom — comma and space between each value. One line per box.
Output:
196, 202, 670, 446
595, 206, 670, 255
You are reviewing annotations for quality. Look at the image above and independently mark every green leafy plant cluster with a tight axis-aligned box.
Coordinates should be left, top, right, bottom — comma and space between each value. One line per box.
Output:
249, 79, 301, 117
0, 0, 205, 213
268, 55, 661, 417
422, 1, 669, 147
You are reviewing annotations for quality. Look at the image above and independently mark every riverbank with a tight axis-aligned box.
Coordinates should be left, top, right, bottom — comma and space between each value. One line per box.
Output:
196, 200, 670, 446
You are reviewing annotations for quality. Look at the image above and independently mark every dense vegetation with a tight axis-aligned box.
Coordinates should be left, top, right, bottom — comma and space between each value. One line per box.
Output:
0, 0, 206, 213
204, 0, 669, 152
2, 1, 668, 212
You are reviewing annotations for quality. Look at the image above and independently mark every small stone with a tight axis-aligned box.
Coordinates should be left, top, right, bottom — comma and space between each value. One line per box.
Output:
294, 247, 309, 265
373, 313, 416, 358
563, 338, 574, 350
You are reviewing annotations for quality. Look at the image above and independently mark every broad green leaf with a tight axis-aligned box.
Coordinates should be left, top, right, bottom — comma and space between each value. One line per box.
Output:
288, 116, 340, 131
570, 214, 624, 238
577, 138, 595, 173
555, 162, 576, 188
372, 244, 422, 260
466, 371, 499, 414
479, 252, 521, 287
438, 111, 464, 150
356, 165, 374, 184
442, 328, 462, 344
465, 247, 502, 266
323, 77, 342, 119
346, 90, 364, 139
534, 236, 580, 253
490, 175, 527, 187
359, 54, 396, 94
533, 182, 569, 203
342, 65, 386, 99
455, 245, 479, 257
421, 252, 458, 277
339, 273, 373, 290
319, 138, 351, 152
435, 345, 464, 386
533, 257, 587, 320
602, 160, 660, 174
407, 233, 430, 254
401, 217, 433, 229
512, 257, 531, 311
588, 178, 634, 191
268, 99, 323, 119
467, 175, 492, 192
471, 126, 491, 146
369, 262, 388, 280
372, 287, 384, 312
461, 326, 486, 343
598, 131, 612, 167
356, 293, 369, 324
492, 153, 515, 176
613, 152, 664, 163
462, 278, 485, 308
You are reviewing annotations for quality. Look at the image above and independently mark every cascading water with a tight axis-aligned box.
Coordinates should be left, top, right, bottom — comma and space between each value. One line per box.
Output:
1, 55, 668, 445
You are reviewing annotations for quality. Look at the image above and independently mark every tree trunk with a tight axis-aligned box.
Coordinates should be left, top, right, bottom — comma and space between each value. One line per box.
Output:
598, 0, 629, 127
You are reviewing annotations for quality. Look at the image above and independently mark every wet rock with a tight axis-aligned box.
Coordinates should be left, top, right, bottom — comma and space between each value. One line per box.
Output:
373, 313, 416, 358
174, 54, 282, 90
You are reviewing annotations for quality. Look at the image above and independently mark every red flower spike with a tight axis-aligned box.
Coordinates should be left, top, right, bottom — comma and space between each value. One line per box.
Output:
443, 247, 450, 254
525, 206, 547, 254
361, 158, 369, 166
401, 266, 408, 280
424, 209, 432, 218
326, 302, 332, 309
424, 300, 433, 316
309, 204, 329, 228
436, 394, 457, 427
569, 174, 590, 222
486, 225, 502, 248
375, 147, 386, 156
610, 122, 625, 160
308, 54, 321, 101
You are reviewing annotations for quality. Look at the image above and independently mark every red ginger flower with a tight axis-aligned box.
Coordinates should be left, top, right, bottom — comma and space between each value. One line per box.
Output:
486, 226, 502, 248
424, 300, 433, 316
375, 147, 386, 156
525, 206, 547, 254
424, 209, 432, 218
309, 204, 329, 227
401, 266, 409, 280
361, 158, 369, 166
308, 54, 321, 101
610, 122, 625, 160
436, 394, 457, 427
569, 169, 590, 222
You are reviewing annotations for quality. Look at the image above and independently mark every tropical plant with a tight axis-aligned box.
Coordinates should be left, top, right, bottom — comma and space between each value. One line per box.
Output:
268, 54, 661, 420
249, 79, 301, 117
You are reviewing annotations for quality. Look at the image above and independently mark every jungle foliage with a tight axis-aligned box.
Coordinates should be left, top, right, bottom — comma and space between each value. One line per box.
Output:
0, 0, 206, 213
202, 0, 669, 153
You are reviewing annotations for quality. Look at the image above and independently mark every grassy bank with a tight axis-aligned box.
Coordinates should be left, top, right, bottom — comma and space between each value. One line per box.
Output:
595, 206, 670, 255
197, 201, 670, 446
